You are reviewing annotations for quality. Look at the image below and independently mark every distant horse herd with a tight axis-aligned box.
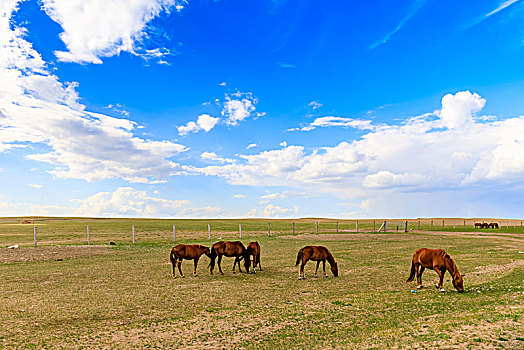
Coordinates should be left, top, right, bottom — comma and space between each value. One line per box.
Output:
170, 241, 465, 293
474, 222, 499, 229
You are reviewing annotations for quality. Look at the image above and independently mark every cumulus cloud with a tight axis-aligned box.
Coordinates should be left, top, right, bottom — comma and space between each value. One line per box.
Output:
0, 4, 187, 183
246, 143, 258, 149
197, 91, 524, 204
222, 92, 258, 125
41, 0, 181, 64
438, 91, 485, 129
246, 204, 298, 218
30, 187, 228, 218
233, 194, 246, 198
28, 183, 43, 189
178, 114, 220, 135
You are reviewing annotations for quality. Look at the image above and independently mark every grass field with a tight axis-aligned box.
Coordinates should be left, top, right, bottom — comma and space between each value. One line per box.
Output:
0, 217, 523, 349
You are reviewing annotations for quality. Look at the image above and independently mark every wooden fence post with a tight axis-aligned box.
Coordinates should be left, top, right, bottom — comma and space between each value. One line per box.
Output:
208, 224, 211, 240
431, 220, 433, 230
34, 226, 37, 247
315, 221, 318, 235
385, 221, 388, 232
418, 220, 420, 230
132, 225, 135, 244
336, 222, 339, 233
268, 223, 271, 237
356, 220, 358, 233
442, 220, 444, 229
404, 220, 408, 232
239, 223, 242, 238
293, 221, 295, 235
87, 225, 90, 245
373, 220, 375, 232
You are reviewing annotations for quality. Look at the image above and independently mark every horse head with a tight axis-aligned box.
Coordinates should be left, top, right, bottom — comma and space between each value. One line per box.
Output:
452, 273, 464, 293
331, 261, 339, 277
203, 246, 211, 257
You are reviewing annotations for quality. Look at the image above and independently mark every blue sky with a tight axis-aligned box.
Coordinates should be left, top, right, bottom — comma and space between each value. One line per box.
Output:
1, 0, 524, 218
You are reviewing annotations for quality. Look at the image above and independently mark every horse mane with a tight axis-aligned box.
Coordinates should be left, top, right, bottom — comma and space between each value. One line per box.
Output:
325, 249, 336, 266
441, 251, 458, 276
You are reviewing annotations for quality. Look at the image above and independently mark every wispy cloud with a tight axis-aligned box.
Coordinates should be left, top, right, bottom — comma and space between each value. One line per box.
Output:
465, 0, 522, 28
369, 0, 427, 49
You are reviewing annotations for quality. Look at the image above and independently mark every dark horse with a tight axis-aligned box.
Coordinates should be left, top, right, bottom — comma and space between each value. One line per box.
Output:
209, 241, 250, 275
170, 244, 210, 278
246, 241, 262, 273
295, 246, 338, 279
407, 248, 465, 292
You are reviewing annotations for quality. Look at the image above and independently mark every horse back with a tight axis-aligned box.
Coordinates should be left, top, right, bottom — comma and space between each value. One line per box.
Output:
414, 248, 447, 269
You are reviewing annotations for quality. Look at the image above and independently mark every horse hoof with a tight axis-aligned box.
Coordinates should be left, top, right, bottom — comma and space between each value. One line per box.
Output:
193, 274, 198, 277
440, 289, 446, 292
314, 275, 318, 278
417, 285, 423, 289
173, 276, 176, 279
181, 275, 185, 278
324, 274, 328, 278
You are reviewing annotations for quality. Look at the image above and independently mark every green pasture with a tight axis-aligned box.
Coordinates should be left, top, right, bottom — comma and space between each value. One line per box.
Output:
0, 217, 522, 349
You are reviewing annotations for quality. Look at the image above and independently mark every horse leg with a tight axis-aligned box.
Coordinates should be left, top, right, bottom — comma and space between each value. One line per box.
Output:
323, 260, 328, 277
218, 255, 224, 275
416, 265, 425, 289
172, 257, 177, 278
257, 253, 263, 271
434, 267, 445, 291
438, 268, 446, 292
314, 261, 320, 278
177, 261, 184, 278
299, 261, 307, 279
232, 257, 238, 274
193, 257, 199, 277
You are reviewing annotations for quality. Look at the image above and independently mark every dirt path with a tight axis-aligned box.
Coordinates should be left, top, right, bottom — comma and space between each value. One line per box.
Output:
0, 245, 114, 264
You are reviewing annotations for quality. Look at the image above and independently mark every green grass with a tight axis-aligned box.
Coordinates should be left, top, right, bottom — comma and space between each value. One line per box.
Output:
0, 217, 522, 349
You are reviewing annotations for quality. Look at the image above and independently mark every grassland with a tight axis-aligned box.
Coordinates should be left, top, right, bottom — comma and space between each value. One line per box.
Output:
0, 217, 522, 349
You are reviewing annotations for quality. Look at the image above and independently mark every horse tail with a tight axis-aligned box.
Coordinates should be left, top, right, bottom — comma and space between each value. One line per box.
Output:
170, 247, 177, 266
295, 248, 303, 266
406, 260, 416, 282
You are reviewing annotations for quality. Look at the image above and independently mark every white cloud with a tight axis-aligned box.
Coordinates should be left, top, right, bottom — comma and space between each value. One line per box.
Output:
438, 91, 485, 129
260, 190, 307, 201
308, 101, 322, 110
221, 92, 258, 125
246, 143, 258, 149
178, 114, 220, 135
197, 91, 524, 205
0, 5, 187, 183
41, 0, 181, 64
28, 183, 43, 189
233, 194, 246, 198
280, 141, 287, 147
298, 116, 379, 132
200, 151, 234, 164
245, 204, 298, 218
28, 187, 228, 218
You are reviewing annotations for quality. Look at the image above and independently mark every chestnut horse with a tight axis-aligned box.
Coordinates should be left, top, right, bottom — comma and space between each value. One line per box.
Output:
246, 241, 262, 273
295, 246, 338, 279
406, 248, 464, 292
209, 241, 250, 275
169, 244, 210, 278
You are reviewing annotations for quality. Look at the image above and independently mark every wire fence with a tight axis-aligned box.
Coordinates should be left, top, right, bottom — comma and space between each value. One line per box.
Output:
1, 217, 522, 247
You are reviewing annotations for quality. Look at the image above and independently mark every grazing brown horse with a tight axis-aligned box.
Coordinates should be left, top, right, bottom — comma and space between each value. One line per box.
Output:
406, 248, 464, 292
209, 241, 250, 275
295, 246, 338, 279
489, 222, 499, 229
246, 241, 262, 273
170, 244, 210, 278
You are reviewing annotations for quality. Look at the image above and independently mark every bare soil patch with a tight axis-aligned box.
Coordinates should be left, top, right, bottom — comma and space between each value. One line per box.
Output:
0, 245, 114, 264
